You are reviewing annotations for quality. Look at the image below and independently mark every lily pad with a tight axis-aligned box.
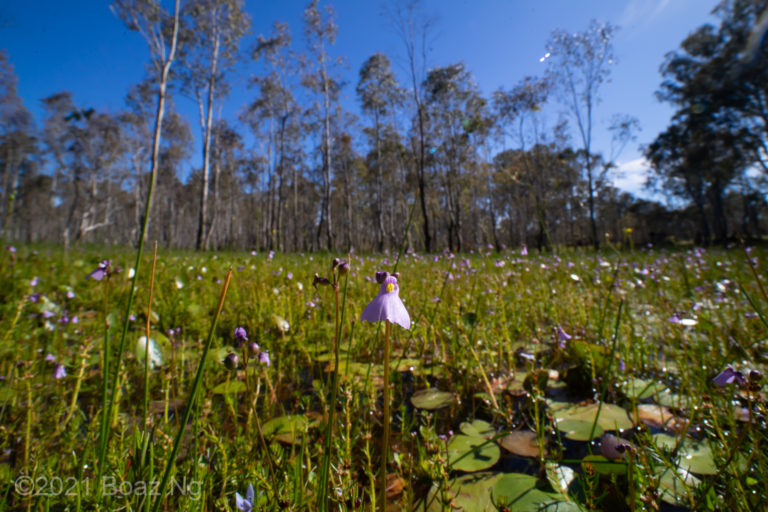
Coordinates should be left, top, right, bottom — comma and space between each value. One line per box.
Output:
658, 467, 700, 506
622, 378, 666, 400
653, 434, 717, 475
410, 388, 455, 410
546, 463, 577, 495
460, 419, 495, 438
262, 415, 310, 445
211, 380, 246, 394
499, 430, 543, 458
632, 404, 684, 431
550, 401, 633, 432
447, 434, 500, 472
493, 473, 578, 511
581, 455, 628, 475
556, 419, 604, 441
424, 472, 501, 511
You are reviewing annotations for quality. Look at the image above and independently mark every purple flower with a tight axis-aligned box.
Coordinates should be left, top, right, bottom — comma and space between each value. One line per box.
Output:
361, 275, 411, 329
667, 314, 680, 324
713, 366, 746, 387
45, 354, 57, 363
234, 327, 248, 345
236, 483, 254, 511
259, 351, 271, 366
556, 326, 572, 348
267, 250, 274, 261
520, 245, 528, 256
86, 260, 111, 281
224, 353, 239, 371
30, 277, 39, 287
7, 246, 16, 253
28, 293, 40, 303
66, 290, 75, 299
53, 364, 66, 379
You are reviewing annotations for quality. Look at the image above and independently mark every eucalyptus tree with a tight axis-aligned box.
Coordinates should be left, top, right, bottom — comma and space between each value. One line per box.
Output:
423, 63, 486, 252
386, 0, 436, 251
657, 0, 768, 174
357, 52, 405, 250
111, 0, 182, 249
493, 76, 555, 251
246, 21, 303, 251
545, 20, 617, 249
301, 0, 343, 251
176, 0, 250, 250
0, 50, 36, 240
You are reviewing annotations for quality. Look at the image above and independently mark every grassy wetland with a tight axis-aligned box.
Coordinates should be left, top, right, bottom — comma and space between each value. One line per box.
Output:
1, 243, 767, 511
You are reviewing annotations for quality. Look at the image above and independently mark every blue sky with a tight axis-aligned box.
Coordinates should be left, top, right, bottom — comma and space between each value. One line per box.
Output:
0, 0, 719, 199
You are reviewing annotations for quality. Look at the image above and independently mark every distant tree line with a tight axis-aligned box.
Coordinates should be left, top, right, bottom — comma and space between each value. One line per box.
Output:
0, 0, 766, 253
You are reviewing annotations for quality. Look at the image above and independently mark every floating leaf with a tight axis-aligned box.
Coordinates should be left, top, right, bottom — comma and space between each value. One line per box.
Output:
658, 467, 699, 505
447, 435, 500, 472
550, 401, 632, 432
653, 434, 717, 475
546, 463, 577, 495
581, 455, 628, 475
211, 380, 246, 394
556, 419, 604, 441
424, 472, 501, 511
460, 419, 495, 438
410, 388, 455, 410
622, 378, 666, 400
262, 415, 310, 445
493, 473, 577, 511
632, 404, 684, 431
499, 430, 543, 458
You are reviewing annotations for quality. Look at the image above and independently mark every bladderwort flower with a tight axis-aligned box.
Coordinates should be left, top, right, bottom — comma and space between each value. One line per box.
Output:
54, 363, 67, 379
713, 366, 747, 387
556, 325, 572, 348
224, 352, 239, 371
259, 350, 271, 367
360, 275, 410, 329
235, 483, 254, 511
233, 326, 248, 346
86, 260, 111, 281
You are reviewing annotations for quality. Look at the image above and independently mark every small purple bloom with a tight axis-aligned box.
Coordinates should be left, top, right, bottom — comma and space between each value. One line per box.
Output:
235, 483, 254, 511
286, 272, 293, 280
361, 276, 411, 329
53, 364, 66, 379
45, 354, 57, 363
30, 277, 39, 287
556, 326, 572, 348
41, 310, 55, 319
71, 316, 78, 324
667, 314, 680, 324
66, 290, 75, 299
7, 246, 16, 253
520, 245, 528, 256
713, 366, 746, 387
259, 350, 270, 366
234, 327, 248, 345
267, 250, 274, 261
28, 293, 40, 303
86, 260, 111, 281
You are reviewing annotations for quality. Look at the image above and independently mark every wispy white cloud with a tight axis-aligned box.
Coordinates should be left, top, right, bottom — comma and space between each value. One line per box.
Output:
612, 157, 654, 198
618, 0, 673, 29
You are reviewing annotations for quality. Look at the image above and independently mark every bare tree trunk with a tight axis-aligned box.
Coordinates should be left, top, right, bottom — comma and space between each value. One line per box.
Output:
196, 29, 220, 251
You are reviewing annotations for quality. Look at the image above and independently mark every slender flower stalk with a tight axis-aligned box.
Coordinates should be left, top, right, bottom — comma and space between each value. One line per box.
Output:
318, 258, 349, 511
361, 274, 410, 511
144, 242, 158, 427
151, 269, 232, 512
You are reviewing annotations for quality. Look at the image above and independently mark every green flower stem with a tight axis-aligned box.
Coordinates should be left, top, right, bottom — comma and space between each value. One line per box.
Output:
150, 269, 232, 512
381, 319, 391, 511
